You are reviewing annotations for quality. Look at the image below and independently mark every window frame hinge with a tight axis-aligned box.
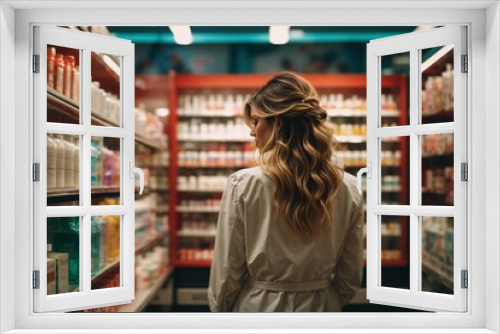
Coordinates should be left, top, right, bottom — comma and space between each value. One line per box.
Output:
33, 270, 40, 289
461, 162, 468, 181
461, 54, 468, 73
33, 163, 40, 182
33, 54, 40, 73
461, 270, 468, 289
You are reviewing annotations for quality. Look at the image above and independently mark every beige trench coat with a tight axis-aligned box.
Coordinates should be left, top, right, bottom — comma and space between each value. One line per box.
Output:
208, 167, 364, 312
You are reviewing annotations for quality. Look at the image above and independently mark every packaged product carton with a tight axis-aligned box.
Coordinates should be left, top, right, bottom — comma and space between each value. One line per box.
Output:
48, 252, 69, 294
47, 258, 56, 295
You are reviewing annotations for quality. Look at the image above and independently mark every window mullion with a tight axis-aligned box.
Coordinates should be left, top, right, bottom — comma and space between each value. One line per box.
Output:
409, 48, 420, 295
81, 47, 92, 295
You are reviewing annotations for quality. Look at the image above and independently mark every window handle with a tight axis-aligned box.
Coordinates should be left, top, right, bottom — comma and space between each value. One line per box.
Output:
129, 162, 144, 195
357, 162, 371, 195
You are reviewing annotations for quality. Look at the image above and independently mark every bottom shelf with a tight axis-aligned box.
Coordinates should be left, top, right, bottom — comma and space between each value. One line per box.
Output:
172, 259, 212, 268
117, 266, 174, 312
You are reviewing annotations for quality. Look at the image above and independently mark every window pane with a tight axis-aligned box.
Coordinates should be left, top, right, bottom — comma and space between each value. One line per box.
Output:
381, 215, 409, 290
421, 133, 454, 206
47, 45, 80, 124
380, 52, 409, 127
91, 52, 121, 126
47, 216, 80, 294
421, 45, 454, 124
47, 134, 80, 206
91, 215, 121, 290
421, 216, 454, 294
380, 136, 409, 205
91, 137, 121, 205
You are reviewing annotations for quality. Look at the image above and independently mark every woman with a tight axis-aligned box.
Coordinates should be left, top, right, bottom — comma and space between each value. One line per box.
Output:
208, 72, 364, 312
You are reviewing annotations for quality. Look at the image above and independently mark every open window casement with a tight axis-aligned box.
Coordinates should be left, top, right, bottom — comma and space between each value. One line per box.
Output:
33, 26, 141, 312
362, 26, 467, 312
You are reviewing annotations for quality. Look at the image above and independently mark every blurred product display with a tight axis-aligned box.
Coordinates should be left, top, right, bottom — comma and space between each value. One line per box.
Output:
44, 26, 455, 312
45, 38, 171, 313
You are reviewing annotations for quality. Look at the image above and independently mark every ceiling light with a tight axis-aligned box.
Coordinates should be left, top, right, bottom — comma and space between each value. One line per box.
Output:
169, 26, 193, 45
269, 26, 290, 45
290, 29, 304, 38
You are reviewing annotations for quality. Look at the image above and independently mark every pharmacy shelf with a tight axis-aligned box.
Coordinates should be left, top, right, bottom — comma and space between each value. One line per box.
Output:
178, 112, 243, 118
167, 72, 409, 270
177, 189, 224, 193
48, 186, 116, 196
117, 266, 174, 313
90, 230, 170, 288
381, 259, 408, 267
172, 259, 212, 268
47, 186, 148, 199
335, 136, 400, 144
178, 109, 400, 119
421, 193, 451, 206
177, 230, 216, 237
177, 137, 252, 143
90, 260, 120, 287
176, 206, 220, 213
150, 187, 168, 191
154, 206, 169, 214
135, 230, 170, 254
178, 164, 255, 169
54, 36, 122, 95
422, 109, 454, 123
360, 186, 402, 193
422, 46, 454, 78
328, 110, 400, 118
422, 259, 454, 290
47, 89, 164, 150
381, 232, 402, 237
344, 164, 401, 169
422, 153, 454, 162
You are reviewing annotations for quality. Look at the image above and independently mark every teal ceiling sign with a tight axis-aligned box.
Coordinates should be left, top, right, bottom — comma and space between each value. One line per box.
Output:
111, 31, 406, 44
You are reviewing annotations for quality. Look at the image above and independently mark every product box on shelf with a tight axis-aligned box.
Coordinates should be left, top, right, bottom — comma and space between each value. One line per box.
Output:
47, 258, 57, 295
47, 252, 69, 294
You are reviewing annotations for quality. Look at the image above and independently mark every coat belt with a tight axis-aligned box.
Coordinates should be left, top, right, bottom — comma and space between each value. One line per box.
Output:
252, 279, 330, 292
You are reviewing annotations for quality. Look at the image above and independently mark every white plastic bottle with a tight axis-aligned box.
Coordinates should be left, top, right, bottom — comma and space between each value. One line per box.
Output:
53, 134, 66, 189
73, 136, 79, 188
47, 134, 57, 189
63, 135, 75, 189
73, 66, 80, 104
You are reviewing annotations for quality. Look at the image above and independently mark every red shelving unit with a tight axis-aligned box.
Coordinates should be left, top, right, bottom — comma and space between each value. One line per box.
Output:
166, 72, 409, 269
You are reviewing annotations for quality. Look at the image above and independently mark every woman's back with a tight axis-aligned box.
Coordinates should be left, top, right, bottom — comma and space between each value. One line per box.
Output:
209, 166, 364, 312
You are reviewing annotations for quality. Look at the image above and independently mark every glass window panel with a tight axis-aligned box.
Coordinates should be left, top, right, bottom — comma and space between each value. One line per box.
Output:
421, 133, 454, 206
380, 52, 409, 127
421, 216, 454, 295
91, 52, 121, 126
91, 215, 121, 290
421, 45, 454, 124
91, 137, 121, 205
380, 215, 409, 290
380, 136, 409, 205
47, 216, 80, 294
47, 45, 80, 124
47, 134, 80, 206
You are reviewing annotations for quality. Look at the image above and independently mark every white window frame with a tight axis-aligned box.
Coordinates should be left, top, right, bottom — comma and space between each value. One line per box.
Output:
366, 26, 467, 312
1, 2, 498, 333
32, 26, 136, 313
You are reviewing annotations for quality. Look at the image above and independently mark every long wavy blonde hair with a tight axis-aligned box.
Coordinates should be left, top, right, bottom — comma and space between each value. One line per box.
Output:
243, 72, 344, 241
